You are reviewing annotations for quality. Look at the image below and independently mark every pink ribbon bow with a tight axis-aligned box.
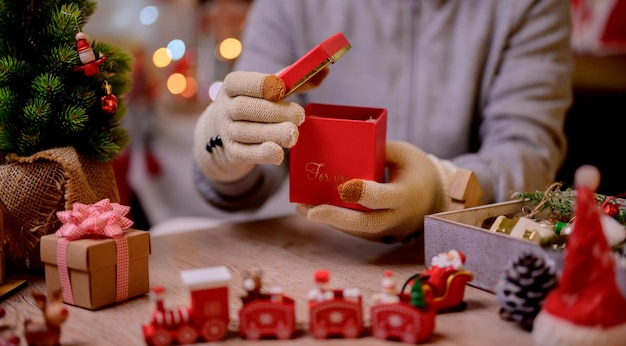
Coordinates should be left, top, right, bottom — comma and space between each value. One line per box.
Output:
56, 198, 133, 240
55, 198, 134, 306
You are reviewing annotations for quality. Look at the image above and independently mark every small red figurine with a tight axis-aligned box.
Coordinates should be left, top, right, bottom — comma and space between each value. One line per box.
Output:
23, 289, 68, 346
73, 32, 106, 77
240, 269, 266, 304
307, 269, 334, 303
372, 270, 400, 305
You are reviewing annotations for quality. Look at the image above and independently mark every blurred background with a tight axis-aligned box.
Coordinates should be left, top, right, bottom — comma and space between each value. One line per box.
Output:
85, 0, 256, 231
84, 0, 626, 231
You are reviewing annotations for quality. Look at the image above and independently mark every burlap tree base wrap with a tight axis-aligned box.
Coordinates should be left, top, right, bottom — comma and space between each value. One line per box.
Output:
0, 147, 120, 273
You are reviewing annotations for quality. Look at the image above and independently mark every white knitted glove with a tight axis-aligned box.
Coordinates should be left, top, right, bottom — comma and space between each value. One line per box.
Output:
296, 141, 459, 243
193, 71, 305, 183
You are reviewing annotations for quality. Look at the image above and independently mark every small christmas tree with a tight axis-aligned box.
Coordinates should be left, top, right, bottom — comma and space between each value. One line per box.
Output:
0, 0, 132, 162
410, 276, 426, 309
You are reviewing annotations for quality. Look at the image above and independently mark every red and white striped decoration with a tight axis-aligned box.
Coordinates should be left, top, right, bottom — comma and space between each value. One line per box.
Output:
152, 307, 192, 327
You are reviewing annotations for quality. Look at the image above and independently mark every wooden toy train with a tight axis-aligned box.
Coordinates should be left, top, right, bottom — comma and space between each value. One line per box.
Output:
142, 250, 473, 345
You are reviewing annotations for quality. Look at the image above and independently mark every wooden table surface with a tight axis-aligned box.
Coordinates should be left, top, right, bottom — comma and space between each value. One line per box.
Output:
0, 214, 533, 345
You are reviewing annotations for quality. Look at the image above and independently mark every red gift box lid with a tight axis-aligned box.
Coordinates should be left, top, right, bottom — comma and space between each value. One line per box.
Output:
278, 32, 351, 97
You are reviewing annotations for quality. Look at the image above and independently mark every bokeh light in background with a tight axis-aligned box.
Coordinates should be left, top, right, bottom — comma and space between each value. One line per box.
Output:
85, 0, 250, 100
139, 6, 159, 26
208, 81, 223, 101
167, 73, 187, 94
181, 76, 198, 98
152, 47, 172, 68
80, 0, 254, 227
167, 39, 186, 60
217, 38, 242, 60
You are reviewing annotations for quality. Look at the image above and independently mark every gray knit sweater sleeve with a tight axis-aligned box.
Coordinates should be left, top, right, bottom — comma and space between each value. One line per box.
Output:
193, 155, 288, 212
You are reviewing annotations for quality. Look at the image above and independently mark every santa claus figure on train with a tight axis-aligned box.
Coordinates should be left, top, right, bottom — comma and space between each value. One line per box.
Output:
372, 270, 400, 305
307, 269, 334, 303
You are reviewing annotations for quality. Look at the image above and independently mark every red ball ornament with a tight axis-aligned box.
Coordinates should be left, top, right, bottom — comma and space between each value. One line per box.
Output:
602, 198, 620, 218
101, 93, 118, 115
100, 80, 118, 115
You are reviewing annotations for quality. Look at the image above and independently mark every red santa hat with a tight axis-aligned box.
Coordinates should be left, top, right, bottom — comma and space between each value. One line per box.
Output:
533, 165, 626, 345
150, 286, 165, 300
314, 269, 330, 284
381, 270, 395, 289
75, 32, 91, 53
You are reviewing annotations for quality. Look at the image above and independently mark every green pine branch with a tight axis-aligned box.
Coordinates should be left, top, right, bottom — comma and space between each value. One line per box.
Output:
0, 0, 132, 162
517, 186, 626, 227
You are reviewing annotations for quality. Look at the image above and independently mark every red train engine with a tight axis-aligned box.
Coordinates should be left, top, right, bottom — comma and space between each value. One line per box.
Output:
142, 266, 233, 346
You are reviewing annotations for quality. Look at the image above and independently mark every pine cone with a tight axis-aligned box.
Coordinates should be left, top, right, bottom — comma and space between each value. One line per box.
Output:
495, 251, 557, 331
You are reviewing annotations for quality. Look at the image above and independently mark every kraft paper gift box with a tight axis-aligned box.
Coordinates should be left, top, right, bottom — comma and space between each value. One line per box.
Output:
289, 103, 387, 210
40, 229, 151, 310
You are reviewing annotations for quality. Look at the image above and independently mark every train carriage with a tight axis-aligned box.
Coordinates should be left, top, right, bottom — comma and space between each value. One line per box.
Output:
308, 289, 364, 339
238, 296, 296, 340
370, 293, 436, 344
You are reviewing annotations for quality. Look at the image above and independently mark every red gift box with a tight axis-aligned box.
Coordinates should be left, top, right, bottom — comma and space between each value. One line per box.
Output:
289, 103, 387, 210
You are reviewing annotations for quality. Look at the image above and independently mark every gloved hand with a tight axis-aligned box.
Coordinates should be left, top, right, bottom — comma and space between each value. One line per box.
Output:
296, 141, 458, 243
194, 71, 302, 183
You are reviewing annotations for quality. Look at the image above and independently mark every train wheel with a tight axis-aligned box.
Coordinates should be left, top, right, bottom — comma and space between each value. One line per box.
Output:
311, 326, 329, 339
151, 327, 173, 346
275, 321, 292, 340
403, 333, 417, 344
372, 325, 388, 340
402, 324, 418, 344
343, 320, 360, 338
176, 325, 198, 344
200, 318, 227, 341
245, 326, 261, 340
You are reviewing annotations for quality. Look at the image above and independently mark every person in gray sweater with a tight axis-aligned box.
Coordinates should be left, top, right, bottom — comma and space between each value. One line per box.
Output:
193, 0, 573, 243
